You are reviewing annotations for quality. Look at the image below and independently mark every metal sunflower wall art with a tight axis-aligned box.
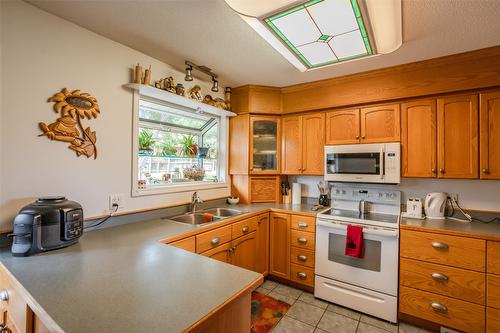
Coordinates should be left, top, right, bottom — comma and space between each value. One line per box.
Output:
39, 88, 100, 159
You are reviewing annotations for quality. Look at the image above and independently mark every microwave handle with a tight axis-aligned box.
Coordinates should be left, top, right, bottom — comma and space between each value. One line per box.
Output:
316, 219, 399, 238
380, 147, 385, 180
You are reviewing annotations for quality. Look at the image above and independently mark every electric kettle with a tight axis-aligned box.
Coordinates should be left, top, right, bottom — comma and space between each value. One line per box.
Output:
424, 192, 448, 219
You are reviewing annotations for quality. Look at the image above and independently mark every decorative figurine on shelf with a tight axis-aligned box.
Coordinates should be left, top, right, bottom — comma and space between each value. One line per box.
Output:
134, 63, 143, 83
214, 97, 228, 110
224, 87, 231, 111
175, 83, 185, 96
189, 85, 203, 101
142, 65, 151, 85
138, 179, 147, 189
164, 76, 175, 93
39, 88, 99, 159
202, 94, 216, 106
154, 79, 163, 89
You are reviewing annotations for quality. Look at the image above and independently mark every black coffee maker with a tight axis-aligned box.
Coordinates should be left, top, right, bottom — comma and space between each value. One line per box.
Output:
10, 196, 83, 257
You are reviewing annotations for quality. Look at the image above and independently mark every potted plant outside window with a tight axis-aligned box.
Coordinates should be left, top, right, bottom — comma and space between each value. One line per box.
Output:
139, 129, 156, 155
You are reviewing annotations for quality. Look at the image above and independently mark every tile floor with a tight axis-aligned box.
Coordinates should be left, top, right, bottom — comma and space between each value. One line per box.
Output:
256, 280, 431, 333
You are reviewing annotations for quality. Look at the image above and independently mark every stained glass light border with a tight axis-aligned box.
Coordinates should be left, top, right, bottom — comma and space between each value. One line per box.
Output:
264, 0, 373, 69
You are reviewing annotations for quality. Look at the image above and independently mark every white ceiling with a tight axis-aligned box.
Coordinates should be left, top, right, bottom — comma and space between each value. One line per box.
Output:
26, 0, 500, 87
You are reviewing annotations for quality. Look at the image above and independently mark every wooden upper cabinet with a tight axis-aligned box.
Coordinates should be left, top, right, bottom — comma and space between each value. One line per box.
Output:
281, 116, 302, 174
250, 116, 280, 174
325, 109, 360, 144
269, 213, 290, 279
302, 113, 325, 175
401, 99, 437, 177
480, 90, 500, 179
360, 104, 400, 143
231, 85, 281, 114
437, 94, 479, 179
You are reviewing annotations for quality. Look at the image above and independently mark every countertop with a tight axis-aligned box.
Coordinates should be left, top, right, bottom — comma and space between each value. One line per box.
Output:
0, 202, 318, 333
401, 216, 500, 241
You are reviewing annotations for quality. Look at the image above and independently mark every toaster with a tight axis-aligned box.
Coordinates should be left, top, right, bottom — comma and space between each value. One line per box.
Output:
10, 196, 83, 257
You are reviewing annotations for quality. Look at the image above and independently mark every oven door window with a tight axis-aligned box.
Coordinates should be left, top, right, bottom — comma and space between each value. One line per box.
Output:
326, 153, 381, 175
328, 233, 381, 272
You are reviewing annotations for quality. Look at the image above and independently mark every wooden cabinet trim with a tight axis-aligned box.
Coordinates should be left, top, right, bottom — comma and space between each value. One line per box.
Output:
169, 236, 196, 253
480, 90, 500, 179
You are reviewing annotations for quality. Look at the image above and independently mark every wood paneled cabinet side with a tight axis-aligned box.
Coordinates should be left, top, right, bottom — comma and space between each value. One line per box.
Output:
480, 90, 500, 179
437, 94, 479, 179
401, 99, 437, 177
269, 213, 291, 279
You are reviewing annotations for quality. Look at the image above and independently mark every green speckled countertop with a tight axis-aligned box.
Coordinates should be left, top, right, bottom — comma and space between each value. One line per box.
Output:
0, 202, 318, 333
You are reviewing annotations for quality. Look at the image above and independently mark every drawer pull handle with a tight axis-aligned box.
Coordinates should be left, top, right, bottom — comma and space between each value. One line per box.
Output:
431, 272, 449, 282
431, 241, 448, 250
297, 272, 307, 279
242, 226, 249, 233
0, 290, 8, 302
298, 222, 308, 228
431, 302, 448, 314
298, 255, 307, 262
298, 237, 308, 244
211, 237, 220, 245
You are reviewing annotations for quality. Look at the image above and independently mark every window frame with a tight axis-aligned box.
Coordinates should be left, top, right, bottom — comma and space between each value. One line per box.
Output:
128, 84, 234, 196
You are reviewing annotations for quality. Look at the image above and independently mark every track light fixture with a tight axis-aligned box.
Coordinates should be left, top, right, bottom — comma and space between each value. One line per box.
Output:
184, 61, 220, 88
184, 65, 193, 81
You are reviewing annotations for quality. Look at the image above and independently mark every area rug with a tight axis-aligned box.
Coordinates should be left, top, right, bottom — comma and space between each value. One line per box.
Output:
251, 291, 291, 333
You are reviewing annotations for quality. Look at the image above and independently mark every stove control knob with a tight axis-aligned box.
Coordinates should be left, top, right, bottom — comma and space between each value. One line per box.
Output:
341, 190, 346, 195
378, 193, 383, 198
389, 193, 396, 199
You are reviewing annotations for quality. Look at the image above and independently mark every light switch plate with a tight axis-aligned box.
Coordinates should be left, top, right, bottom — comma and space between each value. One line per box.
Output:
109, 194, 124, 210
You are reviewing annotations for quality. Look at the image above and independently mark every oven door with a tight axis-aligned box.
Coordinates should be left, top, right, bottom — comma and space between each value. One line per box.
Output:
324, 144, 385, 183
315, 218, 399, 296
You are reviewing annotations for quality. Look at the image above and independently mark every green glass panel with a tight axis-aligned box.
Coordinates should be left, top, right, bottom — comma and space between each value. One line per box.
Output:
266, 4, 306, 22
304, 0, 324, 8
351, 0, 361, 18
359, 19, 367, 38
318, 34, 330, 41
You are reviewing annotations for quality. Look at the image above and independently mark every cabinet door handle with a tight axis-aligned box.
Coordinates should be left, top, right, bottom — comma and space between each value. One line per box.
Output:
439, 168, 445, 174
431, 241, 448, 250
431, 302, 448, 314
297, 168, 302, 171
228, 246, 235, 253
355, 135, 360, 139
211, 237, 220, 245
361, 135, 366, 139
431, 272, 449, 282
298, 237, 307, 244
242, 226, 249, 233
431, 168, 437, 173
482, 168, 490, 174
298, 255, 307, 262
297, 272, 307, 279
298, 222, 308, 228
0, 290, 8, 302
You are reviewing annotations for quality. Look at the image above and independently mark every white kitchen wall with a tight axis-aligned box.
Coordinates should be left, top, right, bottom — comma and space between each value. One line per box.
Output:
0, 0, 229, 230
290, 175, 500, 211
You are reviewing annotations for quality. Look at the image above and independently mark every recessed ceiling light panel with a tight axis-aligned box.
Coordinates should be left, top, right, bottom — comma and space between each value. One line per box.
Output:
264, 0, 372, 69
225, 0, 402, 72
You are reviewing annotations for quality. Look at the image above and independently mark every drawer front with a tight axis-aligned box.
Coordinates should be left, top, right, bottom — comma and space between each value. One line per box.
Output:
232, 216, 258, 239
487, 307, 500, 333
487, 241, 500, 274
291, 230, 315, 250
290, 263, 314, 287
169, 236, 196, 253
290, 247, 315, 268
400, 258, 485, 305
487, 274, 500, 309
291, 215, 316, 233
399, 286, 485, 333
196, 225, 232, 254
400, 230, 486, 271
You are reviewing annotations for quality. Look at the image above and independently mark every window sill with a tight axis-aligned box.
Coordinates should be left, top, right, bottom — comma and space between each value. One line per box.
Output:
132, 181, 230, 197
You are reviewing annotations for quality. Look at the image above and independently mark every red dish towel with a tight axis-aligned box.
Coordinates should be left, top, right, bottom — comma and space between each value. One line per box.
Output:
345, 224, 364, 258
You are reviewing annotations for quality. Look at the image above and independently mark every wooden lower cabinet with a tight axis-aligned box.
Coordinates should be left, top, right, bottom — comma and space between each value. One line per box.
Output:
487, 241, 500, 274
487, 274, 500, 309
169, 236, 196, 252
201, 242, 232, 264
256, 214, 270, 275
290, 264, 314, 287
232, 232, 258, 272
270, 213, 291, 279
400, 286, 485, 333
487, 307, 500, 333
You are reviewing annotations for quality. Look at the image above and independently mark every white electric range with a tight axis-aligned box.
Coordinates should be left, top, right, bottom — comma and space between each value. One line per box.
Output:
314, 184, 401, 323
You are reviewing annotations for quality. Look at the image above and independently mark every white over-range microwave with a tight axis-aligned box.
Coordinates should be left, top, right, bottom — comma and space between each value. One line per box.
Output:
324, 143, 400, 184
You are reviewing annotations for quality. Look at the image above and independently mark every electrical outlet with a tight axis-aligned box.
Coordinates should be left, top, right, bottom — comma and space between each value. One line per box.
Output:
109, 194, 124, 210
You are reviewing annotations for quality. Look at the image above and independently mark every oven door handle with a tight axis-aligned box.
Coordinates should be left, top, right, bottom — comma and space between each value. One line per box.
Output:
316, 219, 399, 238
380, 147, 385, 180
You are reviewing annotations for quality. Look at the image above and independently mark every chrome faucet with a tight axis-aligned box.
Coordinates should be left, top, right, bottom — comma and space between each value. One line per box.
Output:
190, 192, 203, 213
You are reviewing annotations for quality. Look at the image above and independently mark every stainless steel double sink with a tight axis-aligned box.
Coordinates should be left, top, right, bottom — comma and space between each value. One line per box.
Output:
166, 208, 244, 225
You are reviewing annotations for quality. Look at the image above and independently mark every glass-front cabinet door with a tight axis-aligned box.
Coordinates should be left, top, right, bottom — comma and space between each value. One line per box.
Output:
250, 116, 281, 174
